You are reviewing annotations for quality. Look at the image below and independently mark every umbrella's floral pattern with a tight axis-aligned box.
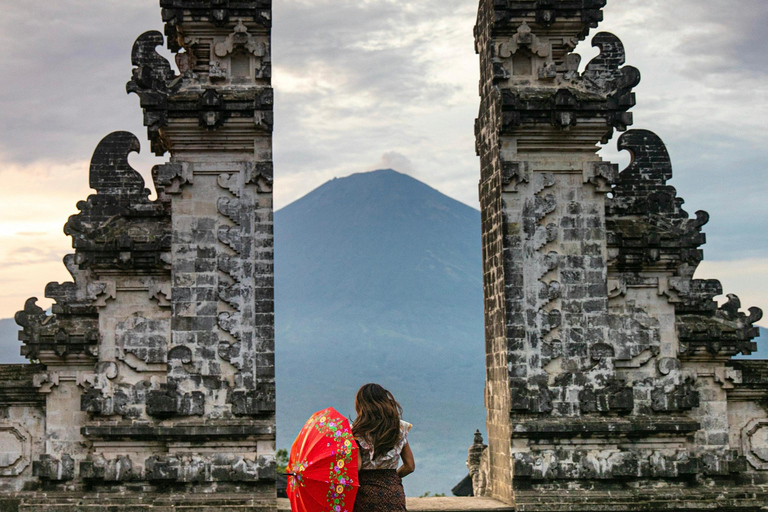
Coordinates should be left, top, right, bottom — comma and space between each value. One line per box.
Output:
288, 409, 358, 512
288, 458, 309, 490
318, 412, 356, 512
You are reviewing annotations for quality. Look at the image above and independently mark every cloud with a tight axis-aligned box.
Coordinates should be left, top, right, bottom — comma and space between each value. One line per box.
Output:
596, 1, 768, 143
2, 246, 65, 268
0, 157, 95, 317
0, 0, 167, 165
370, 151, 415, 174
271, 0, 480, 209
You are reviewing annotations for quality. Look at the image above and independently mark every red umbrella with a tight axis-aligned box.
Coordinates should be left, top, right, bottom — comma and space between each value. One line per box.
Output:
287, 407, 359, 512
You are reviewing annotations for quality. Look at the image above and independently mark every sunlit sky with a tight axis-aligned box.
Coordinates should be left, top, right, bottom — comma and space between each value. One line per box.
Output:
0, 0, 766, 326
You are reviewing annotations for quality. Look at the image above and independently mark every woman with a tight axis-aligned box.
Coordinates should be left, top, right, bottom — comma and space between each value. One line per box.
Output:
352, 383, 415, 512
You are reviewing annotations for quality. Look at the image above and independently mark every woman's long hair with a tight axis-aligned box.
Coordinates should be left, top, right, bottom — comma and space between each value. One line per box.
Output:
352, 383, 403, 459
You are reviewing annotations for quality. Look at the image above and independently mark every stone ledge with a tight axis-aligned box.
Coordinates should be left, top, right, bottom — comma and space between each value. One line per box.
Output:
0, 364, 45, 404
728, 360, 768, 385
511, 416, 700, 438
2, 492, 275, 512
278, 497, 514, 512
82, 423, 274, 439
513, 485, 768, 512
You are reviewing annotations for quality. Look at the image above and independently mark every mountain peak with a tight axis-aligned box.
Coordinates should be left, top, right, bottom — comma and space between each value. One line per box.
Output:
280, 169, 477, 222
274, 167, 483, 309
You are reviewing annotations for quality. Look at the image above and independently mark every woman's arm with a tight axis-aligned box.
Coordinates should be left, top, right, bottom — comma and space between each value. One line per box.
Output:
397, 442, 415, 479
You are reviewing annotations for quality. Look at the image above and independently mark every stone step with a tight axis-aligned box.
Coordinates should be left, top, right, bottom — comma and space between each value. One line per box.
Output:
514, 486, 768, 511
10, 494, 275, 512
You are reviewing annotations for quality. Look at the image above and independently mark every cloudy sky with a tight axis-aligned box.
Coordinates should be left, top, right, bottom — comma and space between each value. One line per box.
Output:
0, 0, 766, 327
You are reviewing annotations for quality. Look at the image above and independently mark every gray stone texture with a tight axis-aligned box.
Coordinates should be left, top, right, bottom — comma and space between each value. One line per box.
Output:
0, 1, 275, 510
474, 0, 768, 510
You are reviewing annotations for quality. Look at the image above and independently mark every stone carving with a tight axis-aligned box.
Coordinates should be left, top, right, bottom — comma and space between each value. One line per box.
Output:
493, 1, 607, 38
127, 27, 274, 156
161, 0, 272, 43
33, 454, 75, 482
153, 162, 193, 196
199, 88, 226, 129
64, 132, 172, 271
80, 455, 134, 482
0, 426, 30, 476
499, 22, 550, 59
743, 419, 768, 470
15, 293, 99, 360
126, 33, 178, 155
116, 314, 170, 370
128, 31, 176, 94
217, 20, 258, 56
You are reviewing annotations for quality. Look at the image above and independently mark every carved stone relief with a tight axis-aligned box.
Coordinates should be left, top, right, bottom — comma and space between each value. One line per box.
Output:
0, 426, 30, 476
743, 418, 768, 470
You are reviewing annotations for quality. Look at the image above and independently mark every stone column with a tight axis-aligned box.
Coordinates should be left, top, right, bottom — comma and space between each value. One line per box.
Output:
125, 0, 276, 505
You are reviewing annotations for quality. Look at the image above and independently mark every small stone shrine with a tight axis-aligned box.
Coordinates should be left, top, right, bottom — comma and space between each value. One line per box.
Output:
472, 0, 768, 510
0, 1, 275, 510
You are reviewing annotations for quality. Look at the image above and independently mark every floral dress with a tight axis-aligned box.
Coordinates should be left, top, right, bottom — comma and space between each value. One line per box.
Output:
353, 420, 412, 512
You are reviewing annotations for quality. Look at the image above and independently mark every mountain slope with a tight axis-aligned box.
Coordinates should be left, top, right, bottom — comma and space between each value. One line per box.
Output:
0, 318, 25, 364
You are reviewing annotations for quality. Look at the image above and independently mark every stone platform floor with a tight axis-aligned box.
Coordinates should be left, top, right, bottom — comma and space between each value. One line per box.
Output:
278, 497, 514, 511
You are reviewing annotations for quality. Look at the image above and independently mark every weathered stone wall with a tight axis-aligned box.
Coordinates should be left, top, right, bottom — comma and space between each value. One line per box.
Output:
476, 0, 513, 503
474, 1, 768, 510
0, 2, 275, 510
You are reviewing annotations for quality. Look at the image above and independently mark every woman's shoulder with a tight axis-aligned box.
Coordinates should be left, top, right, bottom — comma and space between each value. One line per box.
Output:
399, 420, 412, 433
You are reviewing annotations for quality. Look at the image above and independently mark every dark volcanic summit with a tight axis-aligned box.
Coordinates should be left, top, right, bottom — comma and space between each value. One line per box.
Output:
276, 169, 482, 320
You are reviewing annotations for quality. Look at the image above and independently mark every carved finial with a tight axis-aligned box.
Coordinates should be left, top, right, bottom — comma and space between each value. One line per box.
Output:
128, 31, 175, 92
583, 32, 640, 93
721, 294, 742, 319
87, 132, 147, 198
15, 298, 45, 329
747, 307, 763, 325
126, 31, 177, 155
617, 130, 673, 184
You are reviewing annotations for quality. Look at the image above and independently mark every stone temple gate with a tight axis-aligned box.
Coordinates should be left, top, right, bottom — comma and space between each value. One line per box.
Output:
0, 1, 276, 510
469, 0, 768, 511
0, 1, 765, 511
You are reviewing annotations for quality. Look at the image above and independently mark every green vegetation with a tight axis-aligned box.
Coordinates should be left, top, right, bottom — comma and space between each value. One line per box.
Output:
276, 448, 289, 474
